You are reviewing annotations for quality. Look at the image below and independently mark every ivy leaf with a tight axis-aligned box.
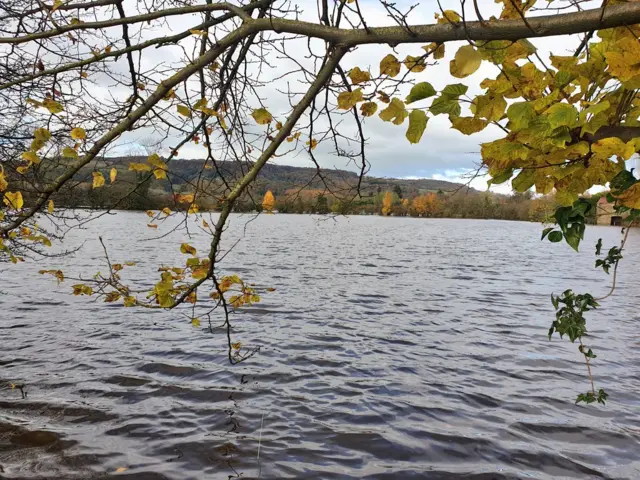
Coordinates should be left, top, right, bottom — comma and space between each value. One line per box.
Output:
380, 54, 401, 77
337, 89, 363, 110
548, 231, 563, 243
405, 82, 436, 104
251, 108, 273, 124
450, 45, 482, 78
405, 110, 428, 144
541, 227, 554, 240
92, 171, 105, 188
348, 67, 370, 85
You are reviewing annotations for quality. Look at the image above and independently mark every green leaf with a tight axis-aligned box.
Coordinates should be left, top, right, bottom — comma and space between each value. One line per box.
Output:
512, 169, 535, 192
405, 82, 436, 104
541, 227, 554, 240
565, 234, 580, 252
441, 84, 468, 99
545, 103, 578, 129
430, 97, 461, 117
405, 110, 428, 144
548, 231, 563, 243
488, 168, 513, 185
507, 102, 536, 130
251, 108, 273, 124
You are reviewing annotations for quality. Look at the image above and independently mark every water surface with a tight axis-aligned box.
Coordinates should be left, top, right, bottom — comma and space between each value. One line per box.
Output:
1, 214, 639, 479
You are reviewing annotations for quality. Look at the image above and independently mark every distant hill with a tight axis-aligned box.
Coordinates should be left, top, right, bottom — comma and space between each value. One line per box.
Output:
88, 157, 469, 198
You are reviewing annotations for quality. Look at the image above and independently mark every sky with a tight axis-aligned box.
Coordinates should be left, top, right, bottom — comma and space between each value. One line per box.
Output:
104, 0, 604, 193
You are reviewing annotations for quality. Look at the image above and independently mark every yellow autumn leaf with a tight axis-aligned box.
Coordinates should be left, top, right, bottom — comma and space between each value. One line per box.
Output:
592, 137, 636, 160
47, 200, 54, 213
115, 467, 128, 473
162, 207, 172, 215
616, 183, 640, 209
188, 203, 199, 215
52, 0, 63, 11
22, 151, 40, 163
202, 219, 210, 228
147, 223, 158, 229
379, 97, 408, 125
110, 167, 117, 183
380, 54, 401, 77
450, 116, 488, 135
62, 147, 78, 159
43, 98, 63, 114
306, 139, 318, 150
348, 67, 371, 85
180, 243, 197, 255
177, 105, 192, 118
360, 102, 378, 117
251, 108, 273, 125
231, 342, 242, 350
337, 88, 363, 110
190, 29, 207, 36
147, 153, 167, 169
424, 43, 445, 59
0, 170, 8, 191
192, 318, 201, 327
31, 128, 51, 151
436, 9, 461, 23
450, 45, 482, 78
177, 193, 194, 203
3, 191, 24, 209
193, 98, 207, 111
129, 162, 152, 172
92, 171, 105, 188
153, 169, 167, 180
405, 110, 428, 144
70, 127, 86, 140
404, 55, 426, 73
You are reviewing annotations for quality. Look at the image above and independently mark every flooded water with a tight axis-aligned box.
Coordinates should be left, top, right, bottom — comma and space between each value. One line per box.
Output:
1, 213, 639, 479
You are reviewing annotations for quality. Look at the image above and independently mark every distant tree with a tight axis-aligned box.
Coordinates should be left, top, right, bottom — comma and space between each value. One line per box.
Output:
393, 185, 403, 199
381, 191, 394, 216
315, 194, 329, 214
262, 190, 275, 213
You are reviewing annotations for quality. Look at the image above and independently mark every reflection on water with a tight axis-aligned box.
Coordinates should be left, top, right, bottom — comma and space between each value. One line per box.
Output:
1, 214, 640, 479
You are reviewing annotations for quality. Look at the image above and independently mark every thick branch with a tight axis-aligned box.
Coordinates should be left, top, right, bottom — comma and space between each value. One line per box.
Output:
3, 3, 640, 46
171, 46, 347, 306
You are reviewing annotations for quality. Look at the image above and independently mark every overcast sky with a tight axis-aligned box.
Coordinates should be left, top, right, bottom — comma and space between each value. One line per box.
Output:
105, 0, 600, 193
